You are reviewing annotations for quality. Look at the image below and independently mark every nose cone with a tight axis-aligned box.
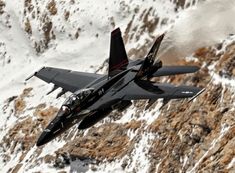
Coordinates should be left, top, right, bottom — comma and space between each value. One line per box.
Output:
36, 110, 66, 146
36, 129, 52, 146
36, 107, 78, 146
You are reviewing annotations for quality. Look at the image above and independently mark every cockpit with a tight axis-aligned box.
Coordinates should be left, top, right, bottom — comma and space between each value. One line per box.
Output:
60, 88, 94, 115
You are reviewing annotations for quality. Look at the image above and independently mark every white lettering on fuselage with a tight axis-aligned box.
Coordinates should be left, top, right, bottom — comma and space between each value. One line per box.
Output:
98, 88, 104, 95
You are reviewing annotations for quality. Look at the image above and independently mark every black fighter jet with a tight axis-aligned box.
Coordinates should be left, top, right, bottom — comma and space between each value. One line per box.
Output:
27, 28, 203, 146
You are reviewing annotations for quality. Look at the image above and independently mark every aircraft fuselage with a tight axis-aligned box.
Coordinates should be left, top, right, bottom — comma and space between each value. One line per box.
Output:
34, 28, 202, 147
36, 67, 140, 146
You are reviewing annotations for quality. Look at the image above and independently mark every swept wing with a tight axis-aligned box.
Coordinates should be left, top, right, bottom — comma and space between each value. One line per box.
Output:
27, 67, 103, 92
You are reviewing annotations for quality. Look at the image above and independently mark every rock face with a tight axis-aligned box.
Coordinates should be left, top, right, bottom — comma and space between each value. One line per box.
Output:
0, 0, 234, 173
0, 0, 5, 15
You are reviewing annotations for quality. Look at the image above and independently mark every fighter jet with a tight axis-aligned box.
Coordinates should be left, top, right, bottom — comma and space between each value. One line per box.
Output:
27, 28, 203, 146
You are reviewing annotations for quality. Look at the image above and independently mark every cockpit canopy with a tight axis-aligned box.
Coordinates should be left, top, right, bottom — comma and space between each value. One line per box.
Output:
61, 88, 94, 113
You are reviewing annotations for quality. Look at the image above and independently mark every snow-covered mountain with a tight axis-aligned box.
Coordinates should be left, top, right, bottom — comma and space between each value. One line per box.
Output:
0, 0, 234, 172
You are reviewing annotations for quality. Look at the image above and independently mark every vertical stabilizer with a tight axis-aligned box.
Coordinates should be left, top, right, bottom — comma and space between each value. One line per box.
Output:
136, 34, 165, 78
108, 28, 129, 77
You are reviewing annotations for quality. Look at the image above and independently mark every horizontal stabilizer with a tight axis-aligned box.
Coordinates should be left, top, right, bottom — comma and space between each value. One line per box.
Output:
122, 80, 202, 100
153, 65, 200, 77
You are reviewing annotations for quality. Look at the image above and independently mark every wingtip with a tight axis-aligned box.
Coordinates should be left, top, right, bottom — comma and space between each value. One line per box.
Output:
25, 66, 46, 81
195, 66, 200, 71
188, 88, 205, 103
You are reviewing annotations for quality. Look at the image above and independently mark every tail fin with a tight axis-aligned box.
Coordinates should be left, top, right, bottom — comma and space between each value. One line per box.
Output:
136, 34, 165, 78
108, 28, 129, 77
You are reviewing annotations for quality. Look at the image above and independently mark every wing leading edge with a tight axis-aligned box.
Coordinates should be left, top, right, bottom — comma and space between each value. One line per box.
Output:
27, 67, 103, 92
